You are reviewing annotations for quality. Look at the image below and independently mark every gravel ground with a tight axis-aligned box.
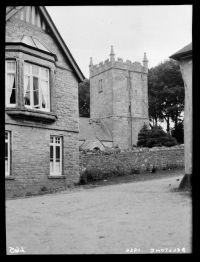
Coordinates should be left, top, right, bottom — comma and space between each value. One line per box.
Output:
6, 170, 192, 254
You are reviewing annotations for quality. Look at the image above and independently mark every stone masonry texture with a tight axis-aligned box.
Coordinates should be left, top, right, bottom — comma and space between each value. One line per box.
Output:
90, 50, 149, 149
5, 8, 80, 198
79, 145, 184, 176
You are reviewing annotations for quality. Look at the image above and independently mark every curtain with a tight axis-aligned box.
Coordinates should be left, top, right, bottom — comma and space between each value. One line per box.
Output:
41, 80, 48, 109
33, 77, 39, 107
7, 74, 15, 104
24, 76, 31, 105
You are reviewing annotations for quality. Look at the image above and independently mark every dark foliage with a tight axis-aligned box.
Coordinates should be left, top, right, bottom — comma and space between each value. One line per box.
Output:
137, 124, 178, 148
78, 78, 90, 117
171, 121, 184, 144
148, 59, 184, 132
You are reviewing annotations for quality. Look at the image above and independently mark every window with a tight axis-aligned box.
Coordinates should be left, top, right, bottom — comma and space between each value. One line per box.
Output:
50, 136, 62, 176
98, 79, 103, 93
5, 61, 16, 106
5, 131, 10, 176
24, 63, 50, 111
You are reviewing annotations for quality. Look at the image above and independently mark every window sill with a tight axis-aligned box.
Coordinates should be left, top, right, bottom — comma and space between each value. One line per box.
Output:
5, 176, 15, 180
48, 175, 66, 179
5, 107, 57, 122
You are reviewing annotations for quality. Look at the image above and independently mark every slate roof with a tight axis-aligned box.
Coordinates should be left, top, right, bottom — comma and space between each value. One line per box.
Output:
170, 43, 192, 61
8, 35, 53, 54
79, 117, 113, 142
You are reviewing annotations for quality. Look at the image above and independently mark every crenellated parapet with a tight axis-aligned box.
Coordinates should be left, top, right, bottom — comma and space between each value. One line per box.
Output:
89, 46, 148, 77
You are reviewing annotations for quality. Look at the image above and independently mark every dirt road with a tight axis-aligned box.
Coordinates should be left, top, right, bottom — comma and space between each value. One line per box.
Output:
6, 172, 192, 254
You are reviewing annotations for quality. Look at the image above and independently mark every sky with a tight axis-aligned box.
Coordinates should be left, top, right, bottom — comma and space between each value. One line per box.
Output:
46, 5, 192, 79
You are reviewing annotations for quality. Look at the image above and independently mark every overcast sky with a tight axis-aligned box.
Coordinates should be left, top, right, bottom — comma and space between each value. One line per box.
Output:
46, 5, 192, 79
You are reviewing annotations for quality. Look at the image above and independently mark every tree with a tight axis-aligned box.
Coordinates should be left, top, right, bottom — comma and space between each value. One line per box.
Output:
148, 59, 184, 133
137, 124, 177, 148
171, 121, 184, 144
78, 78, 90, 117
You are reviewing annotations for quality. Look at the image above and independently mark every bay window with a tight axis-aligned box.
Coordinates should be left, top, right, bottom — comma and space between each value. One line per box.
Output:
50, 136, 62, 176
24, 63, 50, 111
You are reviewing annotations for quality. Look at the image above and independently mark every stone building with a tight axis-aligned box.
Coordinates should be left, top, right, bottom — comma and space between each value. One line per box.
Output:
5, 6, 84, 198
79, 117, 113, 151
170, 43, 192, 189
87, 46, 149, 149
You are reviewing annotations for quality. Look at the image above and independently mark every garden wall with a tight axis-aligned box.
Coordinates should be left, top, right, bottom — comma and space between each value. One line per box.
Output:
79, 145, 184, 176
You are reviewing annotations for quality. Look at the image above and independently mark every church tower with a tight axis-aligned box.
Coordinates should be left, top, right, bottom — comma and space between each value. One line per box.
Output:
89, 46, 149, 149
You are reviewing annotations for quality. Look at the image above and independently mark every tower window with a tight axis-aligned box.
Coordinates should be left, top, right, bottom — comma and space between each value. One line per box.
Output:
98, 79, 103, 93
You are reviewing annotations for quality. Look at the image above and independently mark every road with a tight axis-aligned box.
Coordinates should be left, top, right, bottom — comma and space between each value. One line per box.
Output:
6, 173, 192, 254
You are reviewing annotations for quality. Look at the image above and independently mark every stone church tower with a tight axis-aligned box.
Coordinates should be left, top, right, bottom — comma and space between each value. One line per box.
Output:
89, 46, 149, 149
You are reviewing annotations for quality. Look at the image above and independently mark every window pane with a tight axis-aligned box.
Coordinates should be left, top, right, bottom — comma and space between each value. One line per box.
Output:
55, 162, 60, 173
50, 136, 62, 175
7, 62, 11, 71
5, 141, 8, 158
5, 132, 8, 140
40, 67, 48, 79
56, 146, 60, 160
24, 63, 30, 74
7, 74, 16, 104
41, 80, 48, 109
10, 79, 16, 104
56, 137, 60, 144
5, 160, 8, 174
33, 77, 39, 107
50, 145, 53, 173
32, 64, 39, 75
24, 76, 31, 105
10, 78, 16, 104
7, 61, 15, 72
50, 145, 53, 159
23, 63, 50, 111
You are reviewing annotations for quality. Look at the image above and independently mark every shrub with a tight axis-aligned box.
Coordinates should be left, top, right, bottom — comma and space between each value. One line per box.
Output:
79, 166, 129, 185
131, 168, 140, 174
79, 168, 93, 184
112, 166, 126, 176
151, 166, 157, 173
25, 191, 34, 197
40, 186, 48, 192
137, 124, 177, 148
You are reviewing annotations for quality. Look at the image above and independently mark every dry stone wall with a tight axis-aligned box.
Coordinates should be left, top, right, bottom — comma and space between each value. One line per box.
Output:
79, 145, 184, 175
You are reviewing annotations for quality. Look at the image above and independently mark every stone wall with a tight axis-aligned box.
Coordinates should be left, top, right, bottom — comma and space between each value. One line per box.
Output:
79, 145, 184, 175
